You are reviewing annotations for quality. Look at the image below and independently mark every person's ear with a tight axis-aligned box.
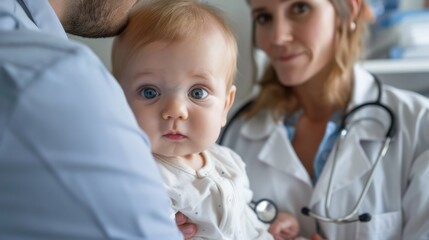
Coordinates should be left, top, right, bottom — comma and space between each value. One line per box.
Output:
221, 85, 236, 127
349, 0, 363, 21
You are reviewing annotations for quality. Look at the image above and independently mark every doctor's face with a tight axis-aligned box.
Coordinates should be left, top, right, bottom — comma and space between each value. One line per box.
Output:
118, 27, 235, 160
61, 0, 138, 37
250, 0, 337, 87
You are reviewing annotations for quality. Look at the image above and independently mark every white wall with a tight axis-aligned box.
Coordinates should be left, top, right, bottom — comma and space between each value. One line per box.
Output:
70, 0, 255, 106
400, 0, 426, 9
69, 35, 114, 70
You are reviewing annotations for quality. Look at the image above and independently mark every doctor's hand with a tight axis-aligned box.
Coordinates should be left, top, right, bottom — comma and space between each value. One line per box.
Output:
175, 211, 197, 239
268, 211, 300, 240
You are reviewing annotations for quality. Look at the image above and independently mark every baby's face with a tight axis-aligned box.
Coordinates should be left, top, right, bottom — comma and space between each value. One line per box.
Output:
119, 27, 235, 159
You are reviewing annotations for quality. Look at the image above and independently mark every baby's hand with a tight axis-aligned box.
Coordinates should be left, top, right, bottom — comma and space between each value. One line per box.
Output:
175, 212, 197, 239
268, 211, 299, 240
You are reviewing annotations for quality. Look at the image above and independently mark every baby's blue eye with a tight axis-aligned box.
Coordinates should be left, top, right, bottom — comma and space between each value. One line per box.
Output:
140, 87, 160, 99
189, 88, 208, 99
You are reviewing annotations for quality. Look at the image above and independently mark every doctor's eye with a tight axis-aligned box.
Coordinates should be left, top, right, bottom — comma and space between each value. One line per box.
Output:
139, 87, 160, 99
253, 12, 272, 25
291, 2, 310, 15
189, 87, 208, 100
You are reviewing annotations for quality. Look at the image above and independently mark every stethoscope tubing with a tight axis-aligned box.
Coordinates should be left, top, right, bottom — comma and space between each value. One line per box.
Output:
304, 75, 396, 223
218, 100, 254, 145
219, 74, 397, 224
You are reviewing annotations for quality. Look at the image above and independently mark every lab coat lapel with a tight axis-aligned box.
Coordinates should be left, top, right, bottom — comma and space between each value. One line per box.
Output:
258, 125, 313, 186
310, 128, 380, 207
310, 65, 386, 207
241, 111, 313, 186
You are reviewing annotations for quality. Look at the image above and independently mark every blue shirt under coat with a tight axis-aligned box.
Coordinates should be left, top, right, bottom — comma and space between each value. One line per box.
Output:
284, 111, 341, 185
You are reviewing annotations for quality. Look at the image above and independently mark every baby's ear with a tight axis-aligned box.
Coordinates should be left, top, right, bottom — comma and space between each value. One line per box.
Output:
221, 85, 236, 127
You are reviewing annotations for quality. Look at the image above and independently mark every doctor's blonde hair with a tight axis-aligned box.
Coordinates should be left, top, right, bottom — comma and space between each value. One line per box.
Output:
111, 0, 237, 89
246, 0, 367, 120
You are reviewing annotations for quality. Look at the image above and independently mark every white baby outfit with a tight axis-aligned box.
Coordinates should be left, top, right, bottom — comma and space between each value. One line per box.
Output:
155, 144, 273, 240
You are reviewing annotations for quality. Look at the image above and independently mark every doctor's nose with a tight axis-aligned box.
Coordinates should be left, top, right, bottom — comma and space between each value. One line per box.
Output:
161, 98, 189, 120
270, 19, 293, 46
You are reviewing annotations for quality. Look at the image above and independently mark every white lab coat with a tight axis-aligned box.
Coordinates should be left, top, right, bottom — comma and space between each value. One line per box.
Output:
221, 65, 429, 239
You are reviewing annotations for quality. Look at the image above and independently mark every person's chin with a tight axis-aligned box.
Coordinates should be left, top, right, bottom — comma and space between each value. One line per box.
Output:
66, 19, 128, 38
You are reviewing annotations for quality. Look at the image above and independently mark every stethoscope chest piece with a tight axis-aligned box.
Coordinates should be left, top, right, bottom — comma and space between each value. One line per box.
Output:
250, 199, 278, 224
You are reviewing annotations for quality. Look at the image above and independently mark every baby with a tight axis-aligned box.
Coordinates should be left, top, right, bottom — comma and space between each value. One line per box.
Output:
112, 0, 300, 239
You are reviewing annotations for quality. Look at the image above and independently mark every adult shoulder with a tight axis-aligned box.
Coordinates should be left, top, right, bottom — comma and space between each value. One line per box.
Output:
0, 30, 104, 86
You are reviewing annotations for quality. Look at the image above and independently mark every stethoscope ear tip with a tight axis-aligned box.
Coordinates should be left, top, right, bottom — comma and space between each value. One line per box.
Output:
358, 213, 372, 222
301, 207, 310, 216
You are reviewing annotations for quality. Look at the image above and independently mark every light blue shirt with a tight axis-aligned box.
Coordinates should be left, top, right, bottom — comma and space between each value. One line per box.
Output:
0, 1, 182, 239
284, 111, 341, 185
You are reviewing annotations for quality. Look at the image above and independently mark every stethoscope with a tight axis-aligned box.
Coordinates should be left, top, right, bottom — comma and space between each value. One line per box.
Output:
219, 75, 396, 224
250, 199, 278, 224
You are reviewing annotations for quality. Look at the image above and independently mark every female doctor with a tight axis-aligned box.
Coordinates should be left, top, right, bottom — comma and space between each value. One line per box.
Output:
219, 0, 429, 239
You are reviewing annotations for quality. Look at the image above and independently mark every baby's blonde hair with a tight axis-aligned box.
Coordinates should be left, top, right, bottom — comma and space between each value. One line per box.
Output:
111, 0, 238, 89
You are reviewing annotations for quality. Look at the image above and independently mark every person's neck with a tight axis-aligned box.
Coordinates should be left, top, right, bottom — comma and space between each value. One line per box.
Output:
155, 152, 206, 171
179, 153, 205, 171
293, 60, 345, 121
294, 78, 337, 122
48, 0, 64, 21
